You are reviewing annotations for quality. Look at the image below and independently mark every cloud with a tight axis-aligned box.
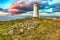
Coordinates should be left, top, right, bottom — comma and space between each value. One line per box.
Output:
16, 1, 25, 7
8, 0, 49, 14
8, 1, 32, 14
1, 0, 60, 14
0, 8, 8, 13
50, 3, 60, 12
0, 8, 3, 10
0, 8, 4, 12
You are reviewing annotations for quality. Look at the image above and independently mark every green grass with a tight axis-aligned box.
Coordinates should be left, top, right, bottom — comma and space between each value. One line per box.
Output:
0, 18, 60, 40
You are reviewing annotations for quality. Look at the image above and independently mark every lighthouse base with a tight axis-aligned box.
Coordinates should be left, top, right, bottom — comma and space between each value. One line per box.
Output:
32, 17, 39, 19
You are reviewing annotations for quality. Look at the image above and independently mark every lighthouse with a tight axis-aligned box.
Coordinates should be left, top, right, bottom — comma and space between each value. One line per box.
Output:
33, 2, 39, 18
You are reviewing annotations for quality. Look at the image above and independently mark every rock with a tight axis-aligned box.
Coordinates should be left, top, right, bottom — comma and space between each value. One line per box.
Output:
12, 24, 19, 28
27, 27, 30, 30
19, 28, 24, 33
31, 27, 34, 29
8, 29, 14, 35
13, 38, 18, 40
19, 23, 24, 27
24, 22, 28, 27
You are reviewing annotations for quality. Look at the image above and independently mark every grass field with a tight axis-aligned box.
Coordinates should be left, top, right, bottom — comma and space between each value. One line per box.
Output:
0, 18, 60, 40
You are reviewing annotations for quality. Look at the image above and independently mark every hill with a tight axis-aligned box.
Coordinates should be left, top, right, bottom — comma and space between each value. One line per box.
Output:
0, 18, 60, 40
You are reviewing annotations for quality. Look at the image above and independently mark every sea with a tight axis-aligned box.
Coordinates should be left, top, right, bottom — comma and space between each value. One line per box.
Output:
0, 12, 60, 21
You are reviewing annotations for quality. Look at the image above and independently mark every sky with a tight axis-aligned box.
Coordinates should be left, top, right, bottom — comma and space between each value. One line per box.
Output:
0, 0, 60, 14
0, 0, 13, 9
0, 0, 60, 21
0, 0, 60, 9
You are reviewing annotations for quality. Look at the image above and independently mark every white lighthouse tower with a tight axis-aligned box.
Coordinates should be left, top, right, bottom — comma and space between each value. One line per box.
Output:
33, 2, 39, 18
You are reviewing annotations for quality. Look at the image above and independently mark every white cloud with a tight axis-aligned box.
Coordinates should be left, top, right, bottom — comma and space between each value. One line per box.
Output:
0, 12, 9, 16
